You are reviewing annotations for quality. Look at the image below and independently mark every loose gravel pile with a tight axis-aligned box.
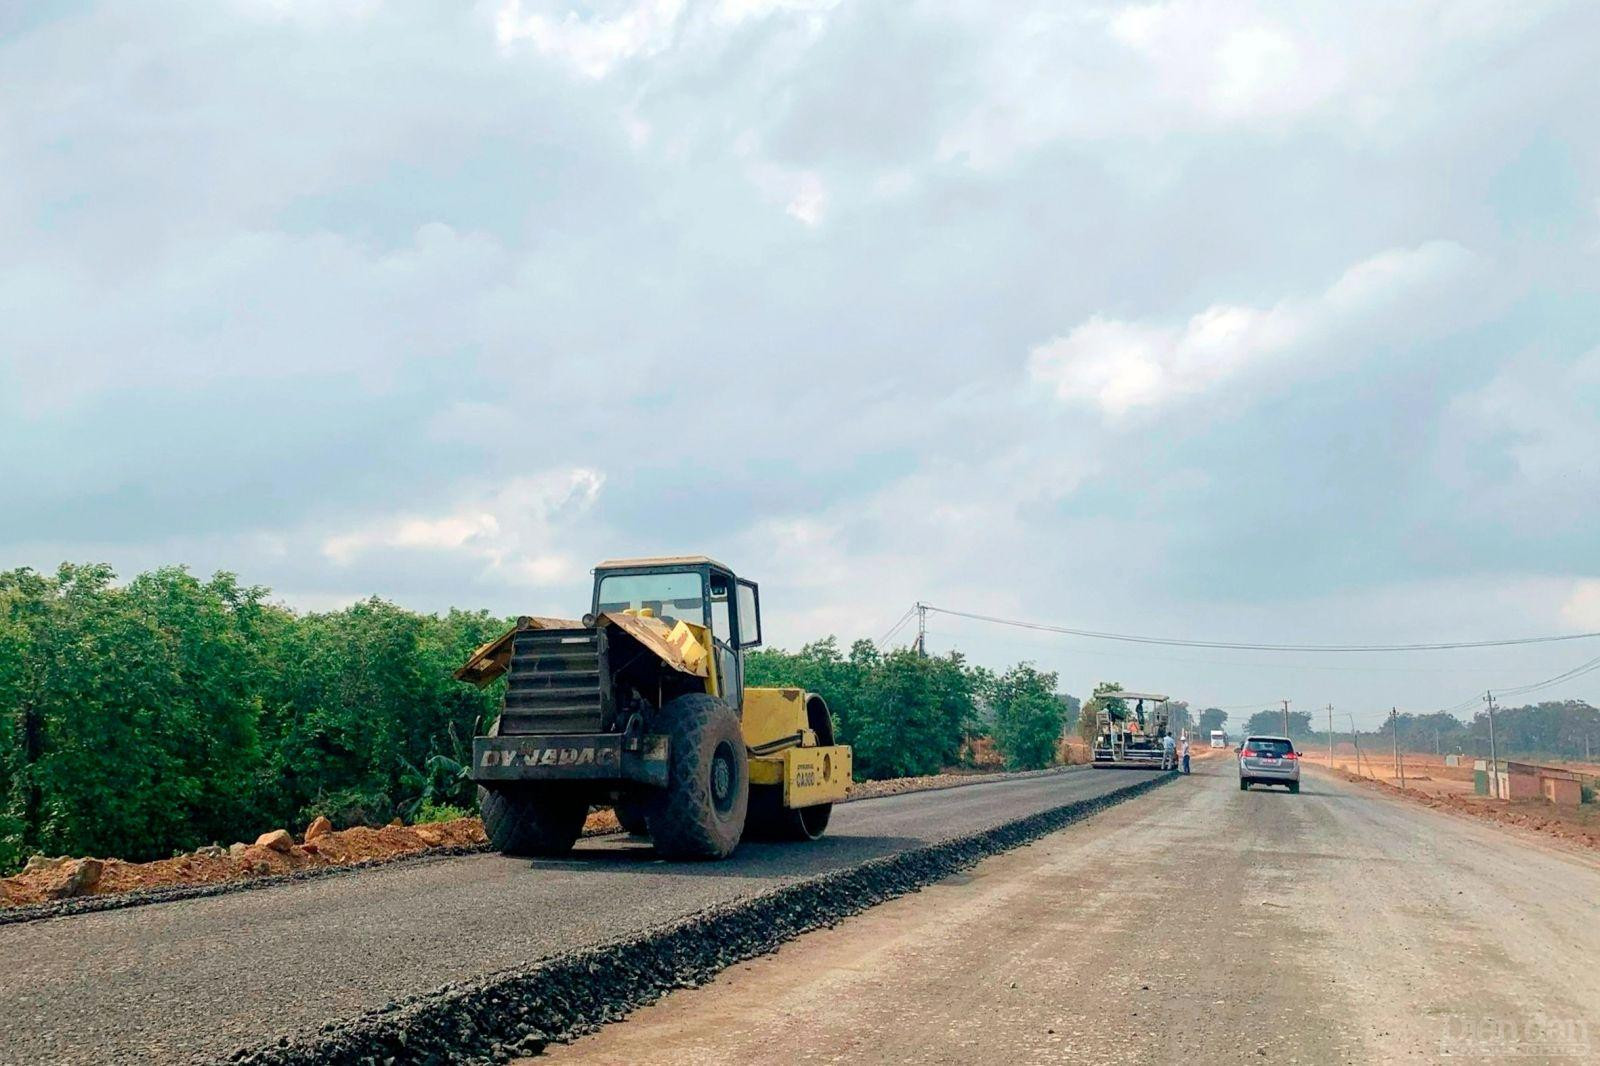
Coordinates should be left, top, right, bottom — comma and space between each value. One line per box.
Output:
225, 771, 1174, 1066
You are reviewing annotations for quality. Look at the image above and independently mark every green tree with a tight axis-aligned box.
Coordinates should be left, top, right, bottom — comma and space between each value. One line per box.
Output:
0, 608, 29, 871
747, 639, 977, 780
0, 563, 512, 870
1166, 699, 1192, 737
841, 648, 975, 779
989, 663, 1065, 771
257, 598, 507, 828
3, 564, 218, 861
1197, 708, 1228, 735
1079, 680, 1129, 743
1056, 692, 1081, 734
1244, 709, 1313, 738
123, 568, 270, 848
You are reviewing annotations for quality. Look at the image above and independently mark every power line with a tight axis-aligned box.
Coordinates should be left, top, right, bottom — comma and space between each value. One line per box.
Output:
920, 604, 1600, 653
1439, 651, 1600, 714
876, 606, 916, 649
1492, 653, 1600, 698
931, 617, 1546, 674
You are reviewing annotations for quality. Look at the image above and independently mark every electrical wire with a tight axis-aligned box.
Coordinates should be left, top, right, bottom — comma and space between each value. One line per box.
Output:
925, 612, 1539, 674
891, 601, 1600, 725
876, 606, 916, 649
922, 604, 1600, 653
1439, 652, 1600, 714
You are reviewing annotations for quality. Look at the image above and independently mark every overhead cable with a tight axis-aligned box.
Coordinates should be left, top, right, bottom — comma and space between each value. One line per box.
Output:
921, 605, 1600, 653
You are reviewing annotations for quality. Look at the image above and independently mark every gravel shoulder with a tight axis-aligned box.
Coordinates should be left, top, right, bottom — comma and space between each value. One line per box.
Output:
544, 760, 1600, 1064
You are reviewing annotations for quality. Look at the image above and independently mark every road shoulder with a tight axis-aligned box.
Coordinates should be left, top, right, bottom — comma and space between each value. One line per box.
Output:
542, 763, 1600, 1065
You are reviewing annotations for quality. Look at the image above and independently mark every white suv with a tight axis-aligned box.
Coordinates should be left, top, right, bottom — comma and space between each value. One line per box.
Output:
1238, 735, 1300, 793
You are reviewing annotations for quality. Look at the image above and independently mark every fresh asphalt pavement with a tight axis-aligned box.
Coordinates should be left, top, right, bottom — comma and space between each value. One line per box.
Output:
0, 766, 1156, 1065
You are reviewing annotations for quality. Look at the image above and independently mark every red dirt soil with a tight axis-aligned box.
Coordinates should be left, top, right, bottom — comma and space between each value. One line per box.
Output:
2, 765, 1074, 908
1311, 763, 1600, 854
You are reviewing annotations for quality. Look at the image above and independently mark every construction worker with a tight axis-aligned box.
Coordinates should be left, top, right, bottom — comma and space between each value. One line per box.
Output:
1161, 732, 1176, 770
1181, 735, 1191, 775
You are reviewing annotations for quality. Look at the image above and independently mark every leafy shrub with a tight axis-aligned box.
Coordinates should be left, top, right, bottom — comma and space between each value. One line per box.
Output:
300, 787, 396, 830
989, 663, 1065, 771
413, 802, 472, 824
0, 563, 509, 862
747, 639, 978, 780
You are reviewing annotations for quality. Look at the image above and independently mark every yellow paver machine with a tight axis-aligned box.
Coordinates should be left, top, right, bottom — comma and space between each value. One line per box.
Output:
457, 556, 852, 860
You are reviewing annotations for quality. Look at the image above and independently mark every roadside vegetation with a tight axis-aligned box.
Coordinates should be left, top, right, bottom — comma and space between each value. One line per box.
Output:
0, 564, 506, 874
1236, 704, 1600, 760
1, 564, 1078, 874
745, 638, 1075, 778
15, 562, 1588, 875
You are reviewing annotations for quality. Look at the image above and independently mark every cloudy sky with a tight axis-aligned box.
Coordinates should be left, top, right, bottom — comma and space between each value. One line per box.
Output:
4, 0, 1598, 724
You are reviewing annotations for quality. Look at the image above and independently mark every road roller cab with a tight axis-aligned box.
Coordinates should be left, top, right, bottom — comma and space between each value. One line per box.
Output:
457, 556, 852, 860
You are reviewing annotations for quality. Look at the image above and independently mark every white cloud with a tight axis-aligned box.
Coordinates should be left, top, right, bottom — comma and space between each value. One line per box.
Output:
938, 0, 1565, 169
1442, 347, 1600, 507
4, 0, 1599, 716
1029, 241, 1481, 418
740, 151, 829, 225
324, 512, 502, 564
713, 0, 840, 26
3, 223, 516, 417
785, 172, 827, 226
1563, 580, 1600, 630
321, 469, 604, 586
233, 0, 381, 23
1107, 4, 1344, 123
495, 0, 686, 78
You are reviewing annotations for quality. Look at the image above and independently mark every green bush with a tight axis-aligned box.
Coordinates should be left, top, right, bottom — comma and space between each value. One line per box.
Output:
747, 639, 978, 780
0, 563, 511, 872
413, 802, 472, 824
300, 787, 396, 830
989, 663, 1065, 771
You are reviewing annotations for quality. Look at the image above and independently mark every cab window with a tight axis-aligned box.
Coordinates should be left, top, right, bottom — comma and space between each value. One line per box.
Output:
736, 580, 761, 648
710, 574, 732, 641
596, 571, 706, 626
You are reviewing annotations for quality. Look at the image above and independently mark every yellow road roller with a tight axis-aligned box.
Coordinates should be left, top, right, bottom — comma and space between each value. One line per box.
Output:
457, 556, 852, 860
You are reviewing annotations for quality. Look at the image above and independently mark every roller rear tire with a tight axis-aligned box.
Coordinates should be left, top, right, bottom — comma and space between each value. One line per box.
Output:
479, 785, 587, 857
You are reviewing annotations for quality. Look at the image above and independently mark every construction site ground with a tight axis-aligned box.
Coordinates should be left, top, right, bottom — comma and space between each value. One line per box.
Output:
543, 754, 1600, 1065
1313, 746, 1600, 854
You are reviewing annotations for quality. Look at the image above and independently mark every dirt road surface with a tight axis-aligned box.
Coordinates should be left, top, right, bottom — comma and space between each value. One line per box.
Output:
543, 761, 1600, 1065
0, 767, 1145, 1065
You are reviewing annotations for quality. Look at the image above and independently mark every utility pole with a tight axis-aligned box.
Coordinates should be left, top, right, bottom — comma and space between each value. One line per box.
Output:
1281, 698, 1291, 737
1485, 691, 1499, 800
913, 602, 927, 657
1391, 708, 1404, 789
1327, 704, 1334, 770
1349, 714, 1368, 778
